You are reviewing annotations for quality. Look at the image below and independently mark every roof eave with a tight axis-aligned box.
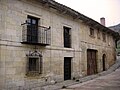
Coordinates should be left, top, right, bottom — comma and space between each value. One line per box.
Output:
38, 0, 120, 39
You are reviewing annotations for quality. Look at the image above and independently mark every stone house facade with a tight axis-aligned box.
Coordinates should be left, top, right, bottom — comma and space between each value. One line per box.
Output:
0, 0, 119, 89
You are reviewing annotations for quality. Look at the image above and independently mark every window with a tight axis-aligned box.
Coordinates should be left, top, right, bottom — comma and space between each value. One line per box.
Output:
27, 16, 39, 43
108, 35, 111, 46
97, 29, 100, 39
89, 28, 94, 37
102, 32, 106, 42
22, 15, 51, 45
64, 26, 71, 48
29, 58, 39, 72
26, 51, 42, 76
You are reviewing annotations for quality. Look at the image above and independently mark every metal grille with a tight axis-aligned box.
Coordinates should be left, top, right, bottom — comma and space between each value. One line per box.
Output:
29, 58, 38, 72
26, 51, 43, 76
22, 23, 51, 45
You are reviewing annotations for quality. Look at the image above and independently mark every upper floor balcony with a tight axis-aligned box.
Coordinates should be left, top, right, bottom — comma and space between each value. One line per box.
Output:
21, 23, 51, 45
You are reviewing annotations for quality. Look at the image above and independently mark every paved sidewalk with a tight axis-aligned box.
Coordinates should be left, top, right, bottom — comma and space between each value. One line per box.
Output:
41, 58, 120, 90
63, 67, 120, 90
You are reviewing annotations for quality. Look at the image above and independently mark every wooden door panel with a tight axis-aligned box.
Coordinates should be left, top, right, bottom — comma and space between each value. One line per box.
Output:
87, 50, 97, 75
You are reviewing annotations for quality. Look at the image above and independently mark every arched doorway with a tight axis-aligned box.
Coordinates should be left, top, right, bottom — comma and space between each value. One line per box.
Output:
102, 54, 106, 71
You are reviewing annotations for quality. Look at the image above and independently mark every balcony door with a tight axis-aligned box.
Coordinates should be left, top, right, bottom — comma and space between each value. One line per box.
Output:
27, 16, 38, 43
64, 26, 71, 48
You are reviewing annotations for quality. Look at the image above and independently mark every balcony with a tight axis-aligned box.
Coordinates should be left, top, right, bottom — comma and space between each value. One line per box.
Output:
21, 23, 51, 45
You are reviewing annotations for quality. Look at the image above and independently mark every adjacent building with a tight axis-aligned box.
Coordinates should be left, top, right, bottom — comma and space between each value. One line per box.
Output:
0, 0, 119, 89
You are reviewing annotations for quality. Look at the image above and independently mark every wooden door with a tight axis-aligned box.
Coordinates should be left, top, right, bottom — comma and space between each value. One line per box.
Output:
87, 49, 97, 75
64, 57, 71, 80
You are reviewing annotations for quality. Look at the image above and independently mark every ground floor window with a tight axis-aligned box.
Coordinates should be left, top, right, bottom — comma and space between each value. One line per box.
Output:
29, 58, 39, 72
26, 51, 42, 76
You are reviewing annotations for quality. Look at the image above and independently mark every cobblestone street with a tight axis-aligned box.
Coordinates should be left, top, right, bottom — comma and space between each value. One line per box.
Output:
62, 67, 120, 90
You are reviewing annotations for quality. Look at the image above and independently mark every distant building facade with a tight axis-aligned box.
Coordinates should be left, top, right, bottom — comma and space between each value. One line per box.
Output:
0, 0, 119, 89
109, 24, 120, 55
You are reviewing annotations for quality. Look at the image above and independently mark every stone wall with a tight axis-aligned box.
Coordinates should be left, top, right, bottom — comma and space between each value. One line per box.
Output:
0, 0, 7, 89
0, 0, 116, 89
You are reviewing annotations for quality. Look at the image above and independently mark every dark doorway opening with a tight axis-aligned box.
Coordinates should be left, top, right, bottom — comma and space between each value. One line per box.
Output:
102, 54, 106, 71
64, 57, 71, 80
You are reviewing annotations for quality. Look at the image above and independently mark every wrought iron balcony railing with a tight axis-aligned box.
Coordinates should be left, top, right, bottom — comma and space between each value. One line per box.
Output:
21, 23, 51, 45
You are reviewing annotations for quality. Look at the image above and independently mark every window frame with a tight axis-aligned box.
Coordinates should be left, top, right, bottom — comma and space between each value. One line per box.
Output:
26, 15, 39, 43
26, 51, 42, 76
89, 28, 95, 37
97, 29, 101, 39
102, 32, 106, 42
28, 58, 39, 72
63, 26, 71, 48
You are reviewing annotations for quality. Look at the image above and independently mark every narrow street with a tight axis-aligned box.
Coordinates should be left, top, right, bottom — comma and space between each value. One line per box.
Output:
62, 67, 120, 90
